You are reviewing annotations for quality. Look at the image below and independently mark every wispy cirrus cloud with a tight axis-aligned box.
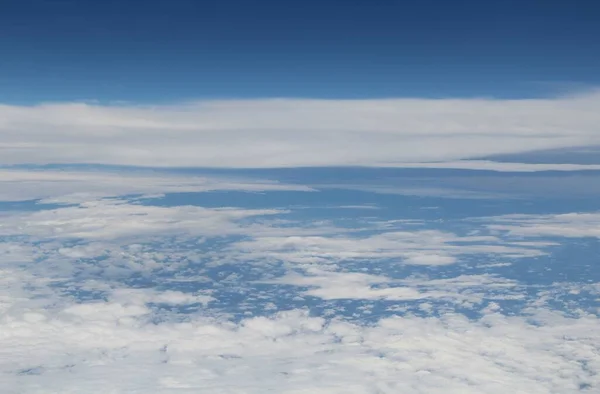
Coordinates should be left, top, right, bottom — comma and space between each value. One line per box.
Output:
485, 212, 600, 238
0, 168, 313, 202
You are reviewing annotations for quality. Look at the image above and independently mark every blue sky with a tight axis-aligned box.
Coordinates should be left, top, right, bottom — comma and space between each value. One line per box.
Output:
1, 0, 599, 103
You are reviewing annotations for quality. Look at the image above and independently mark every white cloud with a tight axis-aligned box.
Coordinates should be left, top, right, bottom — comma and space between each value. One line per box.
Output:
262, 269, 426, 301
229, 231, 546, 268
382, 160, 600, 172
261, 270, 517, 303
321, 184, 517, 199
110, 288, 215, 307
336, 204, 380, 210
485, 212, 600, 238
2, 90, 600, 167
0, 168, 313, 202
0, 198, 286, 240
1, 297, 599, 393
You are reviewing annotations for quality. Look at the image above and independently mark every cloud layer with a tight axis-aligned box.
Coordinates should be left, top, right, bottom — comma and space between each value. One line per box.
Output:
4, 304, 599, 394
2, 167, 600, 393
2, 90, 600, 167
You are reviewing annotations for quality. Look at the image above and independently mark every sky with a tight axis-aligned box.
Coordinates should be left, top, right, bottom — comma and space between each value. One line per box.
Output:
1, 0, 600, 103
2, 2, 600, 393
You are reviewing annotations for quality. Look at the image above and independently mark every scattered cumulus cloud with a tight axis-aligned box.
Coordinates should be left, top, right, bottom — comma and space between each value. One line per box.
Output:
2, 168, 600, 393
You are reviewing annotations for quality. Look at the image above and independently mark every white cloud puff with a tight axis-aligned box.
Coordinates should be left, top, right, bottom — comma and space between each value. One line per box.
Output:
261, 270, 518, 303
2, 90, 600, 167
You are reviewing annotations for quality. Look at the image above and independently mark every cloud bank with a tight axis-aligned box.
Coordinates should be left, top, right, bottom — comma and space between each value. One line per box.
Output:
2, 90, 600, 167
4, 303, 598, 394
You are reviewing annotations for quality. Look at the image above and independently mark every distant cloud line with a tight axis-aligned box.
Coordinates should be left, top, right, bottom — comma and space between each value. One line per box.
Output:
1, 90, 600, 168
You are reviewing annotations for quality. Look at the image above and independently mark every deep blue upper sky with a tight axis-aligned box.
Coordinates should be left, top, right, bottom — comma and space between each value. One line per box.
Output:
1, 0, 598, 103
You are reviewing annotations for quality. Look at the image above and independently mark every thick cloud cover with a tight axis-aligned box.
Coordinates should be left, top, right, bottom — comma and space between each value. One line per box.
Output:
2, 90, 600, 167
